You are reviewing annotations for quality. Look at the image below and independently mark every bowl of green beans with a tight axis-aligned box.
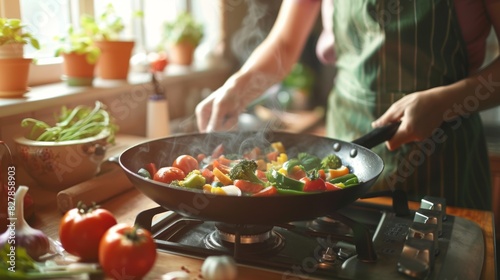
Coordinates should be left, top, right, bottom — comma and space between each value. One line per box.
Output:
14, 101, 118, 192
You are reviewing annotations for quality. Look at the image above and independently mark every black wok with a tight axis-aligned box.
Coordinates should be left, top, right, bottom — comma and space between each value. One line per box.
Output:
119, 123, 399, 225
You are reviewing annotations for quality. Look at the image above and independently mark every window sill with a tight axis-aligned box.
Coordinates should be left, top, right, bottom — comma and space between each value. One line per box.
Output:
0, 61, 233, 118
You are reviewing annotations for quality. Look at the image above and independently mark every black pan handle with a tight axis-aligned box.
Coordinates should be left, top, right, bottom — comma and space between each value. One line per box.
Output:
351, 122, 401, 149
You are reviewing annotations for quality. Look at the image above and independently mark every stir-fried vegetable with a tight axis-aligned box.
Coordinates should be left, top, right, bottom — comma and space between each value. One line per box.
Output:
20, 101, 118, 143
137, 142, 360, 196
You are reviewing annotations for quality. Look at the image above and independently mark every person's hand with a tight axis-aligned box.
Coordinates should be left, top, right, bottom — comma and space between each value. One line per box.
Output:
195, 76, 258, 132
372, 88, 447, 151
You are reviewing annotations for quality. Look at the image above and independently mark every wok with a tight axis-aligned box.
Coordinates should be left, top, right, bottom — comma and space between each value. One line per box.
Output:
119, 123, 399, 225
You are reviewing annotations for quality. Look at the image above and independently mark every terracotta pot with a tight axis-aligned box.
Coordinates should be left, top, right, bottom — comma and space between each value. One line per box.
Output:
0, 58, 32, 97
169, 42, 196, 65
0, 43, 24, 59
95, 40, 134, 80
62, 52, 97, 86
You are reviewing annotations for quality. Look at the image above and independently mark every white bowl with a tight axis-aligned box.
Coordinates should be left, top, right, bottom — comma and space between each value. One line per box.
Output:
14, 129, 110, 192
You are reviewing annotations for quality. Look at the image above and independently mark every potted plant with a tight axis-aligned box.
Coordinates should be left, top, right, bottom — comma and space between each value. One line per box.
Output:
0, 18, 40, 97
55, 26, 101, 86
162, 12, 203, 66
81, 3, 135, 80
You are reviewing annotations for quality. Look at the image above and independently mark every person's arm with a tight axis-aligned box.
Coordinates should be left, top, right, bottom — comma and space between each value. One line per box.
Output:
373, 1, 500, 151
196, 0, 321, 132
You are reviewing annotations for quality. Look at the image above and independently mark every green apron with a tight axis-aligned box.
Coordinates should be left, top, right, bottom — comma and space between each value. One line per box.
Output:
327, 0, 492, 210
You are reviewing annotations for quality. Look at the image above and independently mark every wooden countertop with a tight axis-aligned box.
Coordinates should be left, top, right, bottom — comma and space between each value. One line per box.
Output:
32, 187, 496, 280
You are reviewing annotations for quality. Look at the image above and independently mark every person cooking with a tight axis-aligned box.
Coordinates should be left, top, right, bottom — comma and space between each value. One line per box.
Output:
195, 0, 500, 210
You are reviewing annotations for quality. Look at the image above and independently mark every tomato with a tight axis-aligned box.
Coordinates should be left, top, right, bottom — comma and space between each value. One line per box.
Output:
150, 52, 168, 72
253, 186, 278, 196
99, 223, 157, 280
144, 162, 158, 178
234, 179, 265, 194
300, 177, 327, 192
154, 166, 185, 183
288, 165, 307, 180
59, 202, 117, 262
325, 181, 343, 191
201, 168, 214, 184
172, 155, 199, 174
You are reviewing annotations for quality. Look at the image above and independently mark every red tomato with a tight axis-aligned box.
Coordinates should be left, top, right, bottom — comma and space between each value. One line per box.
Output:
288, 166, 307, 180
201, 168, 214, 184
99, 223, 157, 280
234, 179, 265, 194
325, 181, 343, 191
300, 177, 327, 192
59, 203, 117, 262
144, 163, 158, 178
154, 166, 185, 183
253, 186, 278, 196
172, 155, 199, 174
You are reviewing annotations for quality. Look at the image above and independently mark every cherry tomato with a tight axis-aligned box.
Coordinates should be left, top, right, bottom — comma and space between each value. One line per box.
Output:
201, 168, 214, 184
234, 179, 265, 194
325, 181, 343, 191
253, 186, 278, 196
99, 223, 157, 280
59, 202, 117, 262
172, 155, 199, 174
154, 166, 185, 183
288, 166, 307, 180
300, 177, 327, 192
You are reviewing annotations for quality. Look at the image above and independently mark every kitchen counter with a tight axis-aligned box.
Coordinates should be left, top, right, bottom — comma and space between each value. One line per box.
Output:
32, 187, 496, 280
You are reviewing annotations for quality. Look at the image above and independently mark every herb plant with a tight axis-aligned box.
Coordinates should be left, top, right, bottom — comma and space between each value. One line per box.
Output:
162, 12, 204, 46
0, 18, 40, 49
54, 26, 101, 64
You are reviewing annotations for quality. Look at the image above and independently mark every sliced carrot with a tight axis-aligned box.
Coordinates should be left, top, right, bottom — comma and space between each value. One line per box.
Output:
328, 166, 349, 179
213, 167, 233, 185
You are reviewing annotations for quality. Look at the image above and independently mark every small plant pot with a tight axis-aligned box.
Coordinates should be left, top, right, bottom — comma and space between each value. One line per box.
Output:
0, 43, 24, 59
62, 52, 97, 86
0, 58, 31, 97
169, 42, 196, 65
95, 40, 134, 80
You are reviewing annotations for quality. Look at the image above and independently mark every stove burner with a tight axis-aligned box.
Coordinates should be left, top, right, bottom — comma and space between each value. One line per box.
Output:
214, 223, 273, 244
308, 215, 353, 236
204, 224, 285, 256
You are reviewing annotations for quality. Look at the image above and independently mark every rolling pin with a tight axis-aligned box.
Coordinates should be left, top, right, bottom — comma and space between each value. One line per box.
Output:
56, 160, 134, 213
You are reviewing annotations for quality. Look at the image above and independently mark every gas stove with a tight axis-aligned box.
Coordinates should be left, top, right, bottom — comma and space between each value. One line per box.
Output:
134, 192, 485, 279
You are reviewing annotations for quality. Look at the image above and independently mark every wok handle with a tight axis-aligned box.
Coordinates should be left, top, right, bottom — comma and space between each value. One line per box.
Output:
351, 122, 401, 149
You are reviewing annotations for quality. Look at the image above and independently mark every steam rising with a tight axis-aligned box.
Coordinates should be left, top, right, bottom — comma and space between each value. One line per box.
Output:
230, 0, 269, 64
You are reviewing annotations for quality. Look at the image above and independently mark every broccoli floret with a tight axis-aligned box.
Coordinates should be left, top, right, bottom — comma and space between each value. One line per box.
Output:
180, 170, 206, 189
321, 154, 342, 169
228, 159, 264, 185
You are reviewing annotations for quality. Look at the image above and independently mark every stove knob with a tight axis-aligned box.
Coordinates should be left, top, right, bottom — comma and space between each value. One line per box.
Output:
414, 208, 443, 237
334, 241, 356, 260
420, 196, 447, 221
397, 237, 435, 279
407, 222, 439, 256
321, 247, 337, 262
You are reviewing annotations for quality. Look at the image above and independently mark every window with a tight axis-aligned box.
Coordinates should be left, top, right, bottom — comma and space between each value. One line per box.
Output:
0, 0, 221, 85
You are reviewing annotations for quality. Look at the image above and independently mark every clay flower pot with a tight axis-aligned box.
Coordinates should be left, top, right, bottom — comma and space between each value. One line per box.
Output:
95, 40, 134, 80
62, 52, 97, 86
169, 41, 196, 66
0, 58, 31, 97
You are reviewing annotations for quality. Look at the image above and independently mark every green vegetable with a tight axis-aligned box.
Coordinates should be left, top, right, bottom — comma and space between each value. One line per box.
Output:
228, 159, 265, 185
137, 168, 151, 179
20, 101, 118, 143
328, 173, 358, 185
267, 169, 305, 191
321, 154, 342, 170
276, 188, 313, 196
283, 159, 304, 174
180, 170, 206, 189
297, 153, 321, 171
344, 176, 359, 187
0, 243, 36, 278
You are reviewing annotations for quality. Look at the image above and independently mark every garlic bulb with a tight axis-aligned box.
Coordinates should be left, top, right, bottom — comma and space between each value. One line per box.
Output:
201, 255, 237, 280
0, 186, 50, 260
